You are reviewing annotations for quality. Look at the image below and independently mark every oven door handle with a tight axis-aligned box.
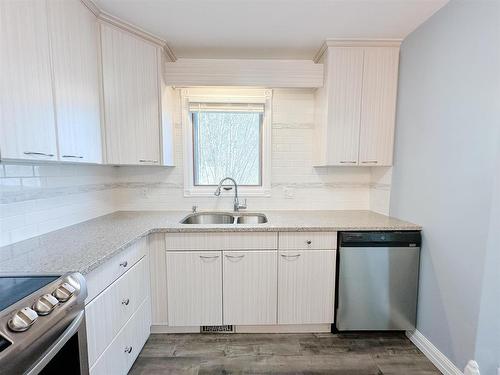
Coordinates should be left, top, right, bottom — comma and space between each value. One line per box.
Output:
26, 310, 85, 375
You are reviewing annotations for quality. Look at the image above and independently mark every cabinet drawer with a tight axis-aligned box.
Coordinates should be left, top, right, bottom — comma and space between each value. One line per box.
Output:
165, 232, 277, 250
90, 297, 151, 375
86, 257, 149, 367
279, 232, 337, 250
86, 236, 148, 302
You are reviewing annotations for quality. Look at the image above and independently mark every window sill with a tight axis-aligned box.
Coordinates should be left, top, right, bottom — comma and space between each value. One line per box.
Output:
184, 187, 271, 198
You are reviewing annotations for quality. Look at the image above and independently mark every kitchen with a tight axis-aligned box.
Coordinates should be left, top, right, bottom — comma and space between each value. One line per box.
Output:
0, 0, 499, 374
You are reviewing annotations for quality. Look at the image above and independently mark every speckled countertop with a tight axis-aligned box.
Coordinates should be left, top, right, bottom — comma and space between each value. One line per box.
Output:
0, 210, 420, 276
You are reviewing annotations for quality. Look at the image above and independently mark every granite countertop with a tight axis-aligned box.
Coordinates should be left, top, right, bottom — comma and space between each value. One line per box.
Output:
0, 210, 421, 276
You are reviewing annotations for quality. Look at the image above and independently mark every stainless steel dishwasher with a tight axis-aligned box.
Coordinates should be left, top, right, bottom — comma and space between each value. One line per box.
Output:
336, 231, 421, 331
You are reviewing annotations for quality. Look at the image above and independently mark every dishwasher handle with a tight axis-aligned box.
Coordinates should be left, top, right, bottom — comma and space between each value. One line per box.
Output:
339, 231, 421, 247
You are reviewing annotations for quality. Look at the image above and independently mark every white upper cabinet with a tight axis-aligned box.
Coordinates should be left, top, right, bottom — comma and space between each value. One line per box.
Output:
100, 24, 162, 166
0, 0, 58, 161
315, 48, 364, 166
314, 43, 400, 167
47, 0, 102, 164
358, 47, 400, 166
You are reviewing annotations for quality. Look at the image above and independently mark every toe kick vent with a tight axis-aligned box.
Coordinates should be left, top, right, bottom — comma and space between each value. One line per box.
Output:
201, 325, 234, 333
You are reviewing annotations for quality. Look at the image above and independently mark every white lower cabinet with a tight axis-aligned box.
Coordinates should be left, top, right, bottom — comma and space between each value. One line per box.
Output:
223, 251, 277, 325
162, 232, 338, 329
166, 251, 222, 326
278, 250, 336, 324
90, 298, 151, 375
86, 257, 149, 366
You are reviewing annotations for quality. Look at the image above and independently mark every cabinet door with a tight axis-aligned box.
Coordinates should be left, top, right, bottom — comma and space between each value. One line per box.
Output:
47, 0, 102, 163
101, 24, 160, 165
325, 47, 364, 166
0, 0, 57, 161
278, 250, 336, 324
166, 251, 222, 326
223, 251, 277, 325
358, 47, 399, 166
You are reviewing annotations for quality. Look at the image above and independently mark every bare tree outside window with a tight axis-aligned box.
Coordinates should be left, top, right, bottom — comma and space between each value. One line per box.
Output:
192, 111, 262, 186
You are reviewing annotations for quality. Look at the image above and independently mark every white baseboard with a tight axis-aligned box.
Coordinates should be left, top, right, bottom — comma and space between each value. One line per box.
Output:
151, 325, 200, 333
235, 324, 331, 333
406, 330, 464, 375
150, 324, 331, 334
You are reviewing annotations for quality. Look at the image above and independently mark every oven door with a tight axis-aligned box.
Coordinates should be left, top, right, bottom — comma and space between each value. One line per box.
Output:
27, 311, 88, 375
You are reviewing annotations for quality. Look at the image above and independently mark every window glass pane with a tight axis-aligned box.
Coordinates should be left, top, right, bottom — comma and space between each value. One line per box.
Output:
193, 111, 262, 186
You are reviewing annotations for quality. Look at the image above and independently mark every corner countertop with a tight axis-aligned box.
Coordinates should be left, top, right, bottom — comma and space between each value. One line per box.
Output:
0, 210, 421, 276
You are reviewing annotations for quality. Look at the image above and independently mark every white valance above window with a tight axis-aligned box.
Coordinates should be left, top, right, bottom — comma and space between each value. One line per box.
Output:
188, 102, 265, 113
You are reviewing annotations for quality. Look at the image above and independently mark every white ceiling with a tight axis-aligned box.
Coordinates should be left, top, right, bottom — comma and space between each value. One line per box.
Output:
94, 0, 448, 60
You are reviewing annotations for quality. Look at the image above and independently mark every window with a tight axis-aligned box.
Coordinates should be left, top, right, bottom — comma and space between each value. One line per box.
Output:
192, 106, 263, 186
182, 88, 272, 197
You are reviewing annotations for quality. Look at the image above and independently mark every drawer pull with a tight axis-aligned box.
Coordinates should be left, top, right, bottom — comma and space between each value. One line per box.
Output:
124, 346, 133, 354
225, 254, 245, 262
361, 160, 378, 164
306, 240, 312, 245
339, 161, 356, 164
200, 255, 219, 262
119, 261, 128, 268
139, 159, 158, 163
121, 298, 130, 306
62, 155, 83, 159
23, 151, 54, 157
281, 254, 301, 260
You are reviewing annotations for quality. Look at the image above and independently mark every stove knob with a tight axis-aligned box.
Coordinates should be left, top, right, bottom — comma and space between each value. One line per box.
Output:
53, 282, 76, 302
8, 307, 38, 332
33, 293, 59, 315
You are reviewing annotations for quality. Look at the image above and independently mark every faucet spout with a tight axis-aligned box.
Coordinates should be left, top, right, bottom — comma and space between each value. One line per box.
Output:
214, 177, 247, 212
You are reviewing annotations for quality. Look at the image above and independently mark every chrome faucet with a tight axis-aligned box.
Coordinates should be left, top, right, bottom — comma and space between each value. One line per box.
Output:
214, 177, 247, 212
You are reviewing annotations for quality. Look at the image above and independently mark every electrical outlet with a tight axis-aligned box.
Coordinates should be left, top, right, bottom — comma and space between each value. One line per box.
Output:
284, 187, 295, 199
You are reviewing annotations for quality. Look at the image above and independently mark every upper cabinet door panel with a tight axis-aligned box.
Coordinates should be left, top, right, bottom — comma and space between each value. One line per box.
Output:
0, 0, 57, 161
47, 0, 102, 164
326, 48, 364, 166
101, 24, 160, 165
358, 47, 399, 166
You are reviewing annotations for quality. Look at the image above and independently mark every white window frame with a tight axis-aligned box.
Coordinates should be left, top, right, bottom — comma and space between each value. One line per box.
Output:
181, 87, 272, 197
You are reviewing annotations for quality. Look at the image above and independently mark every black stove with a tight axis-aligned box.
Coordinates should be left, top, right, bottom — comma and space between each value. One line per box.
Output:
0, 276, 59, 312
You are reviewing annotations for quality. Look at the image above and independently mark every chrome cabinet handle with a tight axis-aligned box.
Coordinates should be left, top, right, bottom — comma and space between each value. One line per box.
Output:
24, 151, 54, 157
62, 155, 83, 159
139, 159, 158, 163
119, 261, 128, 268
225, 254, 245, 262
281, 254, 301, 259
121, 298, 130, 306
361, 160, 378, 164
339, 161, 356, 164
199, 255, 220, 259
124, 346, 132, 354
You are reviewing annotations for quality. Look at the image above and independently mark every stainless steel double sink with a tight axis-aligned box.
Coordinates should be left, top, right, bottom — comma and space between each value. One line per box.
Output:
180, 212, 268, 225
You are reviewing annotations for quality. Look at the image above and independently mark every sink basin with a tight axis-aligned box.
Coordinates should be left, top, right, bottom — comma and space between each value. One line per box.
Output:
236, 214, 268, 224
181, 213, 235, 224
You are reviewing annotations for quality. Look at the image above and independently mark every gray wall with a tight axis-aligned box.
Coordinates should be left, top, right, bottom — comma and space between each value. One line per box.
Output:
474, 137, 500, 375
390, 0, 500, 371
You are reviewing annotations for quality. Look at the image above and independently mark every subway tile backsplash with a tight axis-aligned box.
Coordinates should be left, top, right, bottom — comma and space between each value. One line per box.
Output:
0, 163, 120, 246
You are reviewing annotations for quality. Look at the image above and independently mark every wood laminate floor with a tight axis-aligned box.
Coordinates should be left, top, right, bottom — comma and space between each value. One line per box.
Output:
129, 332, 441, 375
